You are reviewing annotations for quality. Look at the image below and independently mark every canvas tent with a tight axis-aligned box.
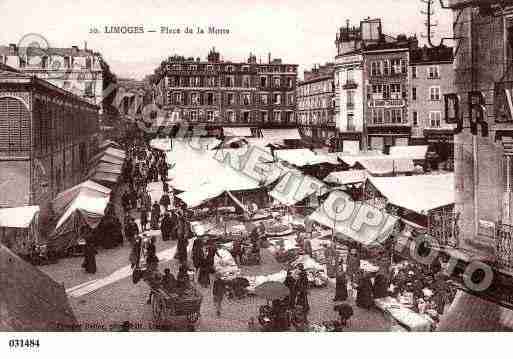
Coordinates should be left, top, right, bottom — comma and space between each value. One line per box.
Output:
337, 151, 386, 167
366, 174, 454, 214
99, 139, 121, 150
354, 158, 414, 175
150, 138, 172, 152
309, 191, 399, 246
0, 206, 40, 257
269, 171, 328, 206
275, 149, 340, 168
50, 181, 111, 251
261, 128, 301, 141
389, 145, 428, 161
0, 245, 79, 331
223, 127, 252, 137
89, 152, 125, 166
324, 170, 367, 185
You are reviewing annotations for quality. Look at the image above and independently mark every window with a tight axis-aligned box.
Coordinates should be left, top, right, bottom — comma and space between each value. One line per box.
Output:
261, 111, 268, 122
383, 60, 390, 76
390, 108, 403, 124
242, 111, 250, 123
226, 65, 234, 72
242, 65, 249, 72
174, 92, 182, 104
207, 77, 215, 87
430, 86, 441, 101
412, 66, 417, 78
190, 65, 197, 71
195, 77, 201, 86
274, 77, 281, 88
288, 93, 294, 105
207, 92, 214, 105
242, 93, 251, 106
288, 78, 294, 88
207, 65, 213, 71
429, 111, 442, 127
372, 84, 383, 99
413, 111, 418, 126
227, 93, 235, 105
372, 108, 384, 124
225, 76, 234, 87
390, 59, 401, 75
189, 77, 195, 87
191, 93, 199, 105
412, 87, 417, 101
260, 76, 267, 87
371, 62, 381, 76
227, 111, 235, 123
390, 84, 401, 99
243, 75, 251, 88
190, 111, 198, 122
273, 93, 281, 104
347, 90, 355, 108
260, 93, 268, 105
273, 111, 281, 123
383, 84, 390, 99
401, 60, 407, 74
428, 66, 440, 79
207, 111, 214, 122
347, 68, 355, 83
347, 114, 355, 131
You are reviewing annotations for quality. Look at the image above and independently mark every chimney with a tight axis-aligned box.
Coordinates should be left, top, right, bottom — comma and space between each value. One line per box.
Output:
268, 52, 271, 64
9, 43, 17, 53
84, 41, 88, 51
72, 45, 79, 53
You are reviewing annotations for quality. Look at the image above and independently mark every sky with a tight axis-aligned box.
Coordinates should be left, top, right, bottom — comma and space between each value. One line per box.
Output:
0, 0, 453, 80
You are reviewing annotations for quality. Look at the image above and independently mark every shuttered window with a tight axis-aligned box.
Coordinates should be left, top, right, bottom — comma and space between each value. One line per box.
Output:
0, 97, 30, 152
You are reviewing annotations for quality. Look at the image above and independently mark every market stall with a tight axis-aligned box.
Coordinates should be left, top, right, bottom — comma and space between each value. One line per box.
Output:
0, 206, 41, 258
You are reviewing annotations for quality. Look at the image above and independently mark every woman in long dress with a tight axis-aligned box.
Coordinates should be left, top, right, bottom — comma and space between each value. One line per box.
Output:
150, 201, 161, 230
356, 273, 374, 309
333, 263, 348, 302
83, 240, 97, 274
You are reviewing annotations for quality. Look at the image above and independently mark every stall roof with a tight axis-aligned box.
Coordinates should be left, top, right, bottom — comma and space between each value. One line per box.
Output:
54, 194, 109, 231
437, 290, 513, 331
261, 128, 301, 141
104, 147, 126, 159
223, 127, 252, 137
338, 151, 387, 167
309, 191, 399, 246
88, 171, 120, 184
367, 174, 454, 213
0, 245, 78, 331
52, 180, 111, 218
89, 152, 125, 166
355, 158, 414, 175
176, 184, 226, 208
389, 145, 428, 161
324, 170, 367, 185
0, 206, 39, 228
275, 149, 340, 167
89, 162, 122, 175
99, 140, 121, 150
269, 171, 328, 206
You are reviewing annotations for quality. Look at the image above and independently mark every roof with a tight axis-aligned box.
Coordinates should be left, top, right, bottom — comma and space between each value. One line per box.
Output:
52, 180, 111, 217
324, 170, 367, 185
275, 148, 340, 167
223, 127, 253, 137
366, 174, 454, 213
176, 183, 225, 208
338, 151, 387, 166
0, 245, 78, 330
269, 171, 328, 206
89, 152, 125, 166
389, 145, 428, 161
355, 158, 414, 175
0, 206, 39, 228
309, 191, 399, 246
88, 162, 122, 175
261, 128, 301, 141
0, 45, 94, 57
437, 290, 513, 331
149, 138, 172, 152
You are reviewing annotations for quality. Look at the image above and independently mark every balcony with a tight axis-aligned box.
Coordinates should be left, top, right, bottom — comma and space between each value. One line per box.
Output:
342, 81, 358, 90
368, 99, 406, 108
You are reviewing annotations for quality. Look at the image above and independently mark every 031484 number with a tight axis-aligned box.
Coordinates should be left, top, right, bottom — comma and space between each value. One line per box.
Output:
8, 339, 40, 349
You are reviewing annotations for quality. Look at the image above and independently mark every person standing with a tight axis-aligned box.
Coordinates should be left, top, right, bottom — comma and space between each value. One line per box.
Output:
159, 192, 171, 212
140, 207, 149, 232
213, 274, 226, 317
284, 270, 297, 309
192, 237, 204, 280
296, 264, 310, 314
176, 216, 189, 264
160, 212, 173, 241
333, 261, 348, 302
150, 201, 161, 230
356, 273, 374, 309
129, 236, 142, 269
125, 217, 139, 246
346, 248, 361, 284
83, 239, 97, 274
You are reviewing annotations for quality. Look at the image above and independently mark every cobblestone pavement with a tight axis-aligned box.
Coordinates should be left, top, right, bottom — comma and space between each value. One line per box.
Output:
42, 237, 391, 332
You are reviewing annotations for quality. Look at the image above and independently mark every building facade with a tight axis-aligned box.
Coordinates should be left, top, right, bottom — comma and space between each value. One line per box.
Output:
0, 66, 99, 208
409, 45, 455, 165
155, 48, 298, 134
444, 1, 513, 272
0, 44, 107, 107
364, 35, 418, 153
297, 63, 335, 146
334, 23, 365, 153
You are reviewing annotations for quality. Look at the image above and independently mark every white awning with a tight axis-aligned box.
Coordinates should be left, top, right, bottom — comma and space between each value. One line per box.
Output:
324, 170, 367, 185
0, 206, 39, 228
269, 172, 328, 206
366, 174, 454, 213
150, 138, 172, 152
389, 145, 428, 161
355, 158, 414, 175
309, 191, 398, 246
223, 127, 252, 137
261, 128, 301, 141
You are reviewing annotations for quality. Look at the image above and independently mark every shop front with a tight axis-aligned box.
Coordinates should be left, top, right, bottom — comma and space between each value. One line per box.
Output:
423, 129, 455, 171
367, 127, 411, 154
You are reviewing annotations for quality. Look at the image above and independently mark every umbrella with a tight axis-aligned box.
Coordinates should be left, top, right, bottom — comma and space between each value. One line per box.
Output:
254, 281, 290, 300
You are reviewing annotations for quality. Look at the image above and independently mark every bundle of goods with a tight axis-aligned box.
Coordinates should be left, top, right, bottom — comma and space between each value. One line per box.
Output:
269, 237, 300, 263
264, 221, 295, 237
245, 270, 288, 294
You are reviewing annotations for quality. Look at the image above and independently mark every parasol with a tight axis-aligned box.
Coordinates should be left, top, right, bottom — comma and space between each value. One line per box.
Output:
254, 281, 290, 300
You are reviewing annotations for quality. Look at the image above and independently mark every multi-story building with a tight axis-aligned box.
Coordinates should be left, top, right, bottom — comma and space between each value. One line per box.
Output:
364, 34, 418, 153
0, 65, 99, 207
0, 43, 113, 115
297, 63, 335, 146
154, 48, 298, 136
409, 45, 455, 165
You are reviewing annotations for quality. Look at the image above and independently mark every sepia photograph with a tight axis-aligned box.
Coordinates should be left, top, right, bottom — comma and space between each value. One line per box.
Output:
1, 0, 513, 352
